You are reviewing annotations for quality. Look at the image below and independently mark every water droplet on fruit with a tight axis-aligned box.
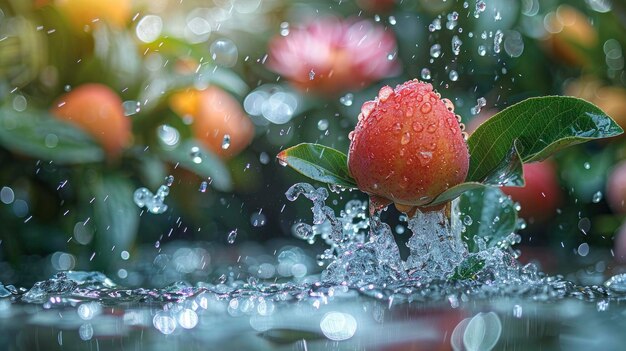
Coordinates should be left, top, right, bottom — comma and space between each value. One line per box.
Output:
412, 121, 424, 132
348, 131, 355, 141
427, 123, 437, 133
400, 132, 411, 145
392, 122, 402, 134
420, 102, 432, 114
462, 132, 469, 140
378, 86, 393, 102
419, 151, 433, 165
442, 98, 455, 112
361, 101, 375, 119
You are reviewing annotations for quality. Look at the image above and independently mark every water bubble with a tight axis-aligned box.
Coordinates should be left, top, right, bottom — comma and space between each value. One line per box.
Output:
210, 39, 238, 67
177, 309, 198, 329
494, 30, 504, 54
584, 162, 591, 170
320, 312, 357, 341
122, 100, 141, 116
221, 134, 231, 150
12, 95, 27, 112
136, 15, 163, 43
199, 181, 208, 193
279, 21, 289, 36
428, 18, 442, 32
471, 97, 487, 115
259, 152, 270, 164
577, 242, 590, 256
478, 45, 487, 56
592, 191, 603, 203
463, 215, 473, 226
153, 312, 176, 335
388, 16, 396, 25
157, 125, 180, 147
474, 0, 487, 18
449, 70, 459, 81
227, 229, 238, 244
190, 146, 202, 164
421, 68, 432, 80
317, 119, 329, 131
430, 44, 442, 58
451, 35, 462, 56
504, 31, 525, 58
339, 93, 354, 106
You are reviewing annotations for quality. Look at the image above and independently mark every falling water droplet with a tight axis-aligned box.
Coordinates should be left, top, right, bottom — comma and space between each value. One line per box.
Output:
449, 70, 459, 81
478, 45, 487, 56
584, 162, 591, 170
190, 146, 202, 164
221, 134, 231, 150
317, 119, 329, 131
227, 229, 238, 244
421, 68, 432, 80
165, 175, 174, 187
339, 93, 354, 106
199, 181, 208, 193
430, 44, 442, 58
209, 39, 238, 67
592, 191, 603, 203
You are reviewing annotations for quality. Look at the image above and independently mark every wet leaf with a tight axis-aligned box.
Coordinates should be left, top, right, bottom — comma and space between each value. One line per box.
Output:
277, 143, 357, 188
92, 174, 139, 255
0, 108, 104, 164
160, 140, 232, 192
467, 96, 623, 182
450, 256, 485, 281
459, 187, 518, 253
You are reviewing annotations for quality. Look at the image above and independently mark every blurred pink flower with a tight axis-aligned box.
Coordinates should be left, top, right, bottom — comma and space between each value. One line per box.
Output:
268, 17, 400, 95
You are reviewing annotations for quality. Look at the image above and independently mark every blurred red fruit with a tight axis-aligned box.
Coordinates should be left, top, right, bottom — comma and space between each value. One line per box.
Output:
348, 80, 469, 213
502, 162, 562, 223
268, 17, 399, 96
170, 87, 254, 159
606, 161, 626, 214
51, 83, 131, 158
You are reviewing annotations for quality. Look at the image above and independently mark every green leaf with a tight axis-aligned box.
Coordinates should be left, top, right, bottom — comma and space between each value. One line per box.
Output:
467, 96, 623, 183
277, 143, 357, 188
160, 140, 232, 192
450, 256, 485, 281
92, 174, 139, 255
0, 108, 104, 164
459, 186, 518, 253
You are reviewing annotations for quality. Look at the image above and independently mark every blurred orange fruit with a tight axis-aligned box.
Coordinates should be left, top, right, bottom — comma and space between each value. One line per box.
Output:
54, 0, 131, 31
543, 5, 597, 67
51, 83, 131, 158
170, 87, 254, 159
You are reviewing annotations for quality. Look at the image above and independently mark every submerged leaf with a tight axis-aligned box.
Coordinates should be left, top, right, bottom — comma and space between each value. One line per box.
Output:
450, 256, 485, 281
277, 143, 357, 188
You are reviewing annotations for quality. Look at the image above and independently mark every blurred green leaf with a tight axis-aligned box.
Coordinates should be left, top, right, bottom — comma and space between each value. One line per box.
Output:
92, 174, 139, 254
0, 108, 104, 163
160, 140, 232, 192
277, 143, 357, 188
459, 186, 518, 253
467, 96, 623, 182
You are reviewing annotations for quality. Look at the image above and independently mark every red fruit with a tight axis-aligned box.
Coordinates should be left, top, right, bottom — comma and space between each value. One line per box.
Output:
501, 161, 562, 223
606, 161, 626, 214
51, 83, 131, 158
347, 80, 469, 211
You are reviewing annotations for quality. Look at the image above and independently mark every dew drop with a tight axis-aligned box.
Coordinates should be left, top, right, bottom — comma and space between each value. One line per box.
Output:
360, 101, 376, 119
392, 122, 402, 134
412, 121, 424, 132
442, 98, 455, 112
378, 86, 393, 102
400, 132, 411, 145
420, 102, 432, 114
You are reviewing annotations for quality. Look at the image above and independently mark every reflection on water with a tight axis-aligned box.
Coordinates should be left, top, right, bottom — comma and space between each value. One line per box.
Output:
1, 239, 626, 351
